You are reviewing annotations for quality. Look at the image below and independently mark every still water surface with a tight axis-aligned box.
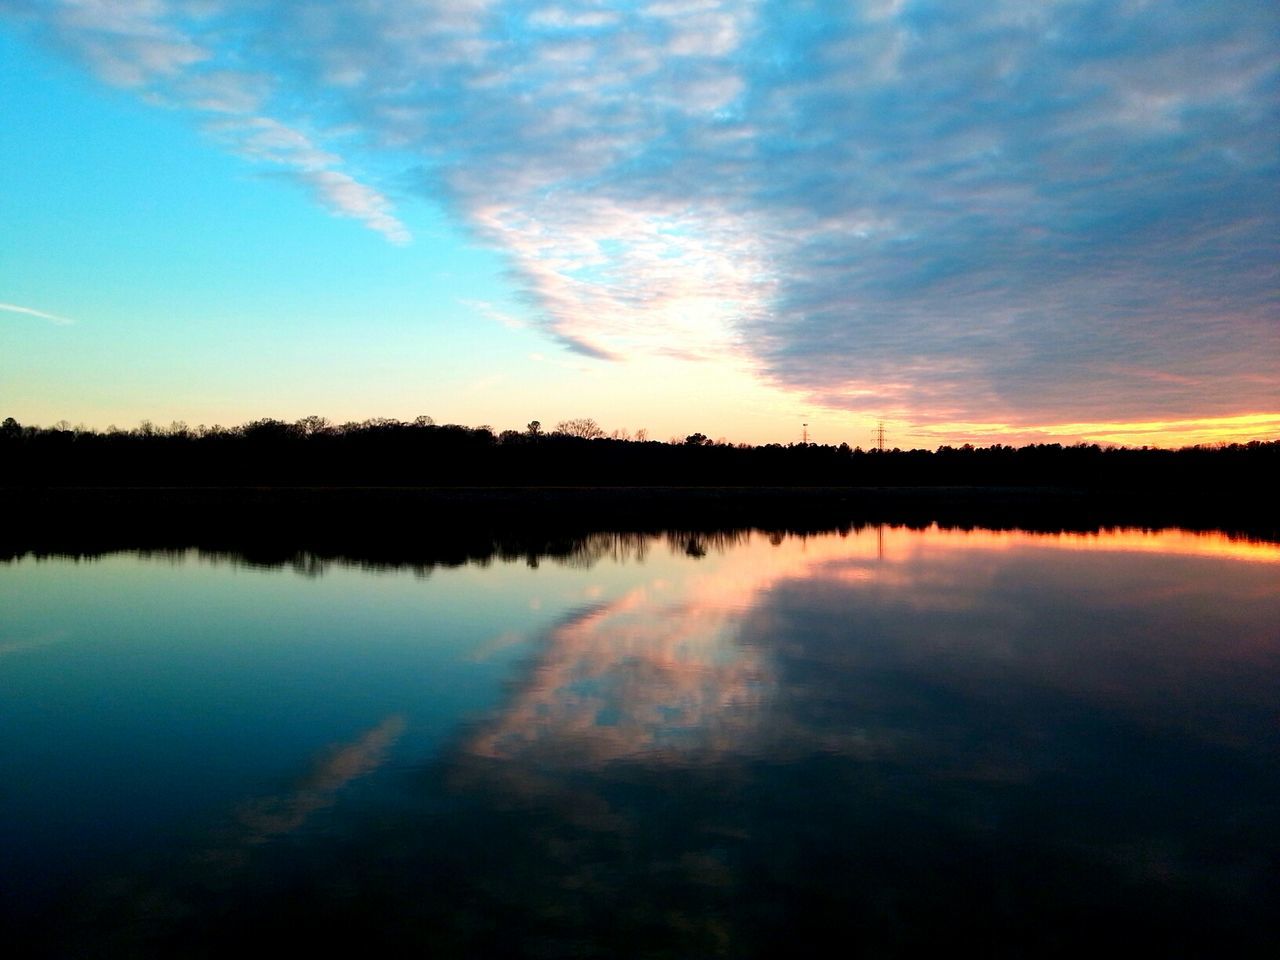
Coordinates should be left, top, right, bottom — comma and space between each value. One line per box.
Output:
3, 526, 1278, 955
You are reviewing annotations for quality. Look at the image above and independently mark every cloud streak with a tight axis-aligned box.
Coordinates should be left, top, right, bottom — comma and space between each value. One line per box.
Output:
4, 0, 1277, 429
0, 301, 75, 325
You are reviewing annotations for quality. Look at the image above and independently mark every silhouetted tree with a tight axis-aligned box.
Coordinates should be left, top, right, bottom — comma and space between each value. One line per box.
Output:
297, 415, 330, 436
555, 418, 604, 439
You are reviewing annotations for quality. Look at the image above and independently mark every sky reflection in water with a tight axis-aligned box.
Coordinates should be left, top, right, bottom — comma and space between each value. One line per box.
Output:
2, 526, 1277, 956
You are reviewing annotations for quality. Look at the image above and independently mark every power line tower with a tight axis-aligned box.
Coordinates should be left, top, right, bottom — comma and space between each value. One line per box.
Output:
873, 421, 886, 452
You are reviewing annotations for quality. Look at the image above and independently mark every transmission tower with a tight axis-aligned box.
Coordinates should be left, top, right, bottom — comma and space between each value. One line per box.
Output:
873, 421, 886, 452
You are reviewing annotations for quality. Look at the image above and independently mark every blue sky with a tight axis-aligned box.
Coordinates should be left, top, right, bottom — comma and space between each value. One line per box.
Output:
1, 1, 1277, 447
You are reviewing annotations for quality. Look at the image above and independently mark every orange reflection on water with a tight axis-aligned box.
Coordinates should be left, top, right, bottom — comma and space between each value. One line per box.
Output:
465, 525, 1277, 769
911, 526, 1280, 564
467, 533, 886, 765
466, 585, 771, 765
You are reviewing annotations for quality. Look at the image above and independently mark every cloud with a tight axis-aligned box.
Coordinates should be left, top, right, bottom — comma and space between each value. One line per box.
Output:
299, 168, 412, 244
3, 0, 410, 244
0, 301, 75, 324
39, 0, 209, 88
232, 715, 406, 846
4, 0, 1277, 429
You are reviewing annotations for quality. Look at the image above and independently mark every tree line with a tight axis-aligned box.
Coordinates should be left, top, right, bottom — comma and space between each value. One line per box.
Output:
2, 414, 1276, 493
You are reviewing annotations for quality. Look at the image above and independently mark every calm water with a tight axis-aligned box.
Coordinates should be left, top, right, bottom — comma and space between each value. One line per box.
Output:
3, 526, 1278, 956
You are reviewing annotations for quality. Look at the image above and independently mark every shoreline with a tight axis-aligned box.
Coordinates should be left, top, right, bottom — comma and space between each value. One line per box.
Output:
3, 485, 1276, 558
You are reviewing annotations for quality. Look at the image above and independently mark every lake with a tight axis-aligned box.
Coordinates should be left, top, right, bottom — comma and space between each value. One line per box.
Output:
3, 524, 1278, 956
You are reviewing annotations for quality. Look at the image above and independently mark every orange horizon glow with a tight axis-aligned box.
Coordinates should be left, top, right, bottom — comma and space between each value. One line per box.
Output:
883, 411, 1280, 451
10, 405, 1277, 453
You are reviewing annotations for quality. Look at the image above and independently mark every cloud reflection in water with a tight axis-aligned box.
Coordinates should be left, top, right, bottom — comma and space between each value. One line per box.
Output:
428, 526, 1279, 954
14, 527, 1276, 956
465, 526, 1279, 768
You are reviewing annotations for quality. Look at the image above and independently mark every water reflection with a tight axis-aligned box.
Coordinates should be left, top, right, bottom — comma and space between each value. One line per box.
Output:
471, 526, 1279, 765
222, 715, 406, 854
439, 526, 1278, 955
3, 526, 1277, 956
10, 522, 1275, 576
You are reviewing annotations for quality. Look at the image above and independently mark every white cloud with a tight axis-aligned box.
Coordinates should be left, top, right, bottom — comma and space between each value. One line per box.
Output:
301, 169, 411, 245
528, 6, 619, 30
0, 302, 75, 325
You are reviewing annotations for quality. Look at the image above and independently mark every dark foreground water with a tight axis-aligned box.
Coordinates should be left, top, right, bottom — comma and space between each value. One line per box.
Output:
3, 526, 1278, 957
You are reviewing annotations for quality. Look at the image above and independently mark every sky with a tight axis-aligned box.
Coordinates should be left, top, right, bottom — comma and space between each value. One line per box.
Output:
1, 0, 1277, 449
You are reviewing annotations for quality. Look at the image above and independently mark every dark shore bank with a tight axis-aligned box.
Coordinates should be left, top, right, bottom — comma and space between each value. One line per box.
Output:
6, 419, 1275, 560
3, 485, 1275, 566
